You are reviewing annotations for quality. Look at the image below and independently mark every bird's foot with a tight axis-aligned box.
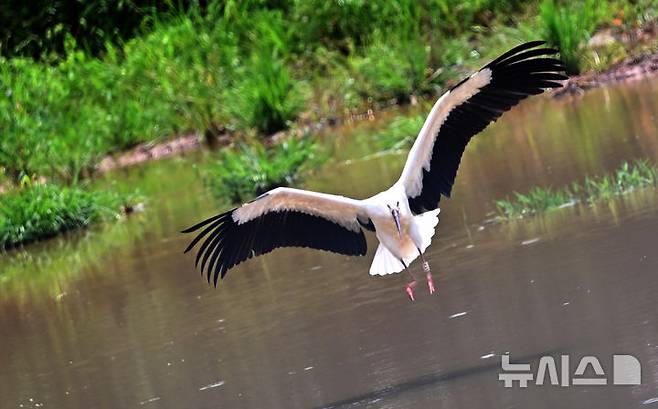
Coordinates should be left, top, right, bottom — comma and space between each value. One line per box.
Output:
426, 272, 436, 295
421, 261, 435, 294
405, 281, 417, 302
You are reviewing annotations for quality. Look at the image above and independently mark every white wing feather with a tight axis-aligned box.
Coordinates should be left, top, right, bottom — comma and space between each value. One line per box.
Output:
232, 187, 366, 232
397, 69, 492, 197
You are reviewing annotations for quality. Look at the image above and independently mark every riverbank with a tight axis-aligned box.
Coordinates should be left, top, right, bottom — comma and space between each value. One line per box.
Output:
3, 1, 654, 188
2, 0, 657, 249
4, 42, 658, 185
3, 67, 658, 309
556, 22, 658, 95
3, 68, 658, 308
95, 43, 658, 175
0, 183, 141, 250
557, 50, 658, 95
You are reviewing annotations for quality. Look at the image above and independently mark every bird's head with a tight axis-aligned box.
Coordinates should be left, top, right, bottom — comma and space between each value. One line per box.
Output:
386, 202, 402, 239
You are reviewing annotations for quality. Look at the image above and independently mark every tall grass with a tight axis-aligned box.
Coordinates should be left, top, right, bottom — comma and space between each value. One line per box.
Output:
0, 183, 140, 249
0, 12, 243, 184
495, 160, 658, 218
244, 49, 303, 135
349, 38, 433, 103
231, 11, 305, 135
202, 137, 324, 204
0, 40, 180, 183
540, 0, 610, 74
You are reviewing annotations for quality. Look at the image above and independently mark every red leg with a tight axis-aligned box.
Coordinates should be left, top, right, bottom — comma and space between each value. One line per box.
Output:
419, 249, 436, 295
425, 267, 435, 294
401, 260, 417, 301
406, 280, 417, 301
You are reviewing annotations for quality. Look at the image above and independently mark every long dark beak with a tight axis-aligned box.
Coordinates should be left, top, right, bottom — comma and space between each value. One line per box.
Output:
391, 209, 402, 239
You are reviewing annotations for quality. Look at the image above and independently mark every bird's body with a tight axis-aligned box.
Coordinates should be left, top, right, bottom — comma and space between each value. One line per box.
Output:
183, 41, 566, 300
362, 185, 438, 272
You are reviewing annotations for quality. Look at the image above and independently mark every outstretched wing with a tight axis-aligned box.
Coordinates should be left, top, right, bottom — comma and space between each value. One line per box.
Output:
182, 187, 368, 285
399, 41, 567, 214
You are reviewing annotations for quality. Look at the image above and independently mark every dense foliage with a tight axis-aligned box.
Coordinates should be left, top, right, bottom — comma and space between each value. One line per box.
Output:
1, 0, 633, 187
202, 137, 323, 203
1, 0, 655, 247
0, 0, 209, 59
0, 183, 138, 249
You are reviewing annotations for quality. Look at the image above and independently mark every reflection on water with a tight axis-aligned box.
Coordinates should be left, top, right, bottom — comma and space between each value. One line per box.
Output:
0, 220, 145, 306
2, 77, 658, 409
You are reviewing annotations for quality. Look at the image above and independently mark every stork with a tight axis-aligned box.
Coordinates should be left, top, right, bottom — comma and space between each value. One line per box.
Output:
182, 41, 566, 300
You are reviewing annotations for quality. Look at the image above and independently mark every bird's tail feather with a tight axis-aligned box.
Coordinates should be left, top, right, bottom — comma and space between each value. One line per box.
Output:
369, 244, 405, 276
369, 209, 440, 276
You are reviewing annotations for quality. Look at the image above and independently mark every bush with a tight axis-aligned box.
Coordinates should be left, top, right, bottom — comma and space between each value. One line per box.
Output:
290, 0, 524, 50
290, 0, 420, 51
0, 1, 205, 59
202, 137, 324, 203
0, 183, 139, 249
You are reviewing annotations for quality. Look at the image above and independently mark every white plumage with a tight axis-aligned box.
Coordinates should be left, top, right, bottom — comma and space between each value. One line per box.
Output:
369, 208, 440, 276
183, 41, 566, 299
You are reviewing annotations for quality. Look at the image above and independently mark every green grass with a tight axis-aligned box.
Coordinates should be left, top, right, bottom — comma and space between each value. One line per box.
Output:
349, 38, 433, 104
1, 0, 654, 188
540, 0, 611, 74
0, 183, 140, 249
495, 160, 658, 218
0, 0, 546, 186
202, 137, 325, 204
236, 42, 304, 135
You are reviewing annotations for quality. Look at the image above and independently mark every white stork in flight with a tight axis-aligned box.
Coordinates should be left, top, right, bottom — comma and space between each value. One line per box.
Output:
183, 41, 566, 300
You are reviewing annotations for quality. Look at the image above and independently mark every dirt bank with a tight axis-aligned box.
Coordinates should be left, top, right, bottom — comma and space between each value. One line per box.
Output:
96, 133, 203, 174
555, 51, 658, 97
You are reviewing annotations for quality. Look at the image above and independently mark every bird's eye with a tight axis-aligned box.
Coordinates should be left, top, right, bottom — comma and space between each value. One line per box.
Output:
396, 201, 399, 207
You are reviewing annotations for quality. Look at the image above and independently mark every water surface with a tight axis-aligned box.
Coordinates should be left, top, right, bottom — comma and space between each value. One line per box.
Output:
2, 77, 658, 408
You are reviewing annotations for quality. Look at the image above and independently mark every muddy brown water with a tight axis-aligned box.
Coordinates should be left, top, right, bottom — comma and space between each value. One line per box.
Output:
2, 77, 658, 409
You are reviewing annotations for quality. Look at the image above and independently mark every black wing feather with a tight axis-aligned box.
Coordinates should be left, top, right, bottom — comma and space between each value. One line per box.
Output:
407, 41, 567, 214
485, 40, 547, 67
183, 209, 367, 285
